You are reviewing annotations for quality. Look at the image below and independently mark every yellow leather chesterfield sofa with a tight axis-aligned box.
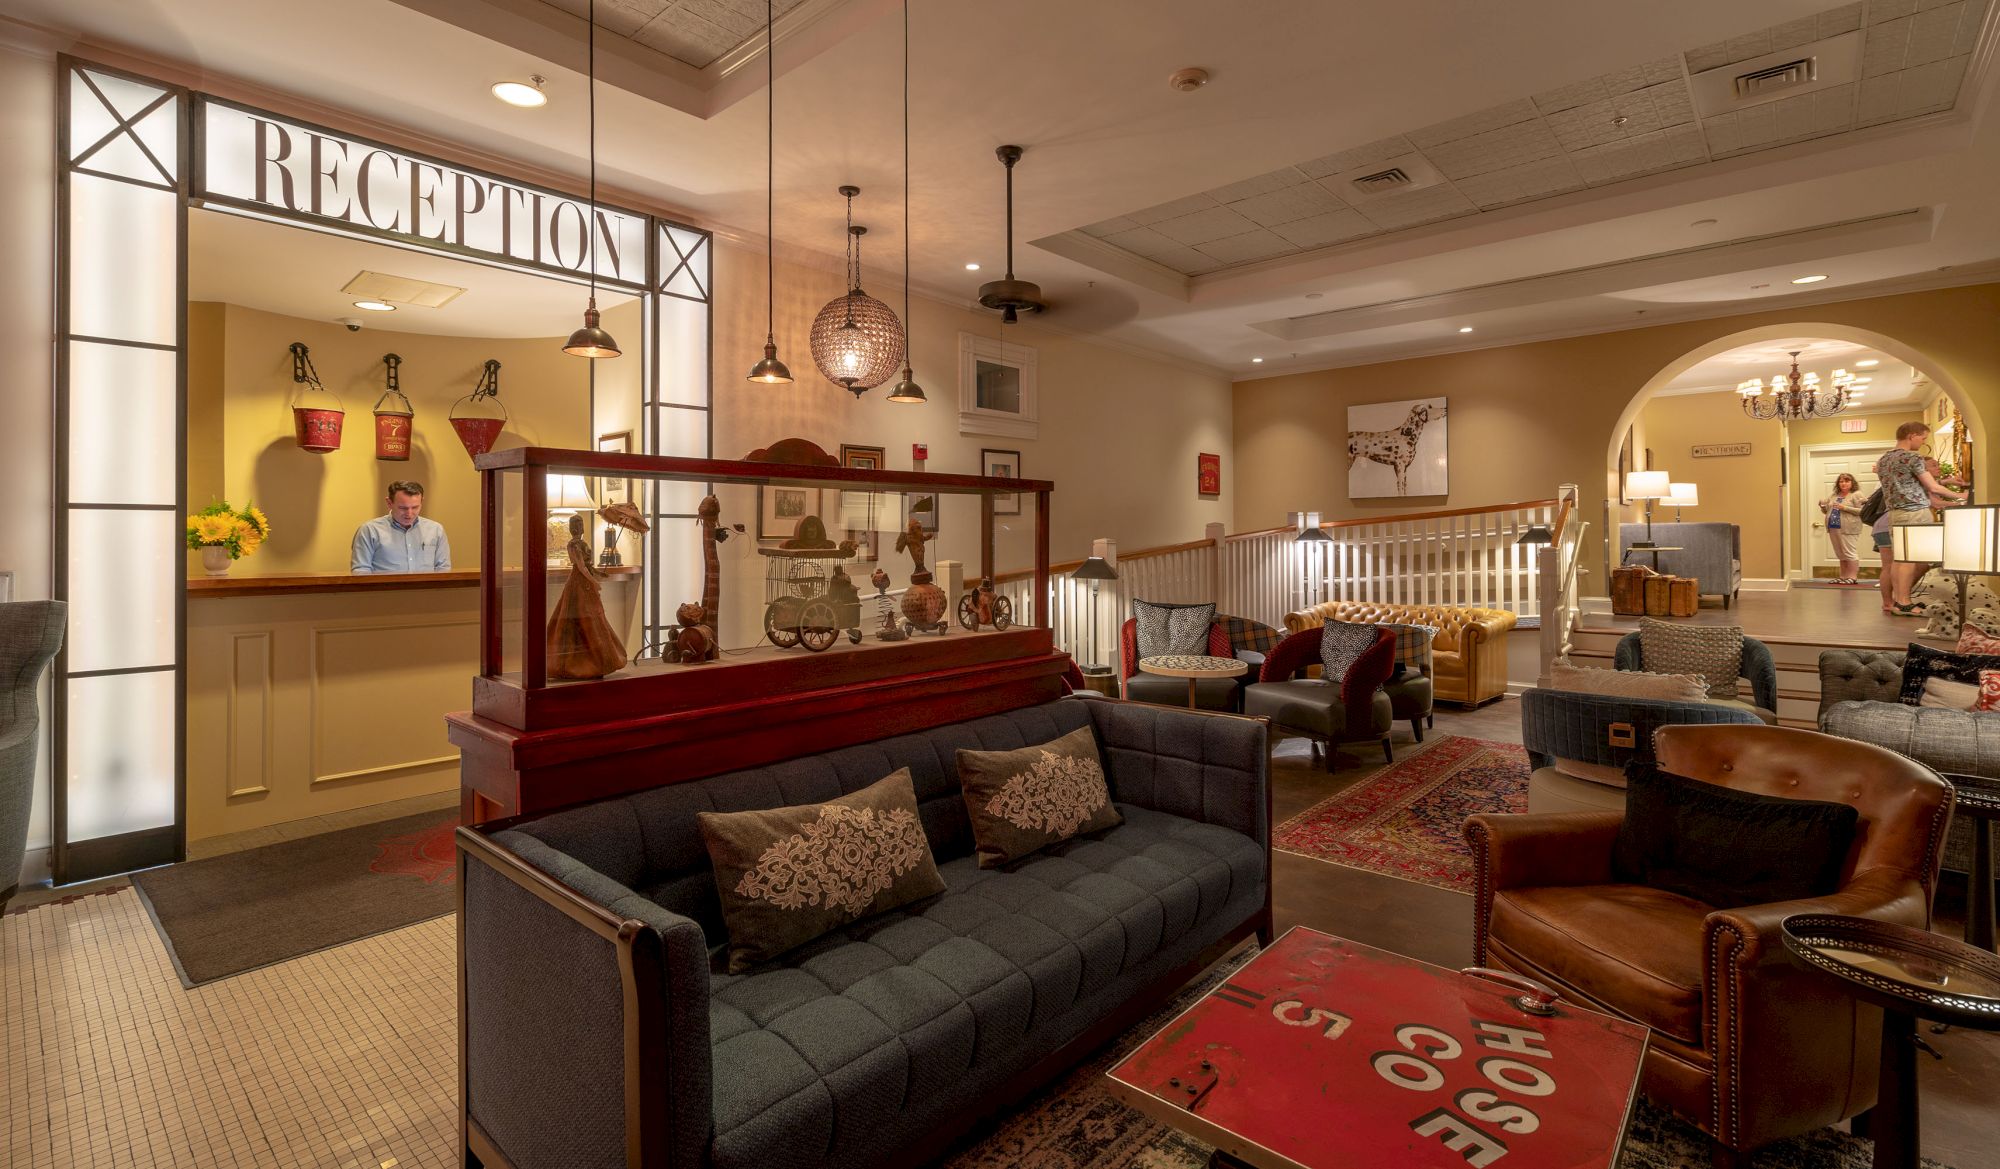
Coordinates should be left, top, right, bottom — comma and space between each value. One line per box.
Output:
1284, 600, 1518, 707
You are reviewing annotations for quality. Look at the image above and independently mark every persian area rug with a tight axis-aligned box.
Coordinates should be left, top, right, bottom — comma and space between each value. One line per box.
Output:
1272, 735, 1529, 894
944, 942, 1953, 1169
132, 809, 458, 987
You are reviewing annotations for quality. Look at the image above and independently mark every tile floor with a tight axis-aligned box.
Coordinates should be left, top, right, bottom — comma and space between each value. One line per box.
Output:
3, 707, 1995, 1169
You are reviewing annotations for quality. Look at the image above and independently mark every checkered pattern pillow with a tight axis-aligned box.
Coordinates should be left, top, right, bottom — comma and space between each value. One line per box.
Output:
1381, 622, 1436, 682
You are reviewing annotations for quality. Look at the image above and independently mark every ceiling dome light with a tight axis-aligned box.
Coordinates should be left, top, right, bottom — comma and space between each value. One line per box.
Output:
1251, 357, 1263, 363
1791, 274, 1828, 284
352, 299, 396, 312
1457, 326, 1474, 333
964, 263, 980, 271
1856, 359, 1880, 368
491, 77, 547, 108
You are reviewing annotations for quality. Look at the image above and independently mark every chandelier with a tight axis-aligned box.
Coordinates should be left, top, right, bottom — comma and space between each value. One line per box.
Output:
810, 186, 905, 396
1738, 350, 1851, 420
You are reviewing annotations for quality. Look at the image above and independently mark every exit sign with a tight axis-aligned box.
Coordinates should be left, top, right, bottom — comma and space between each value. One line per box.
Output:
1841, 418, 1868, 433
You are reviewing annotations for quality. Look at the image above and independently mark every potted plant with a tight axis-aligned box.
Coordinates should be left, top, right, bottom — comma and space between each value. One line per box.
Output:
186, 501, 271, 577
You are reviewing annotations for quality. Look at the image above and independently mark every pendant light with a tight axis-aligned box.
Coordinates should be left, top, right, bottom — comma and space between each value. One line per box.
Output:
809, 186, 905, 395
977, 145, 1046, 324
562, 0, 621, 359
886, 0, 925, 404
746, 0, 793, 383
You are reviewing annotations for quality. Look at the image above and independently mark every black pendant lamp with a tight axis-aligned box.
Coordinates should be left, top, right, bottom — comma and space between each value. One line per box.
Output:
563, 0, 621, 359
977, 145, 1047, 324
886, 0, 925, 404
746, 0, 793, 383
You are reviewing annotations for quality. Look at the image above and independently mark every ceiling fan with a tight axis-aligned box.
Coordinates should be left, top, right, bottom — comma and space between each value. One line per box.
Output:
976, 145, 1049, 323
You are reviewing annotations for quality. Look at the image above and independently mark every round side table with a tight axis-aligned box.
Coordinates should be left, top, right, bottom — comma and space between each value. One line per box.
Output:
1136, 654, 1246, 709
1942, 774, 2000, 952
1782, 914, 2000, 1169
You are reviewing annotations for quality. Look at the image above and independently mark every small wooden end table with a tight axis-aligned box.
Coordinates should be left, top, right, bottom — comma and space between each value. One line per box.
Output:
1107, 927, 1649, 1169
1782, 914, 2000, 1169
1137, 654, 1247, 708
1942, 774, 2000, 952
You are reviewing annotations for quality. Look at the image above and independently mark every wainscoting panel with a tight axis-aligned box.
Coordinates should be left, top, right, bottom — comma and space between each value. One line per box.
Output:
225, 631, 273, 797
309, 619, 476, 786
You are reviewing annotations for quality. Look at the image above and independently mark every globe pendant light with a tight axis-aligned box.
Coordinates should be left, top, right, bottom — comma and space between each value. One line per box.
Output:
977, 145, 1046, 323
746, 0, 793, 383
886, 0, 925, 404
562, 0, 621, 359
810, 187, 905, 395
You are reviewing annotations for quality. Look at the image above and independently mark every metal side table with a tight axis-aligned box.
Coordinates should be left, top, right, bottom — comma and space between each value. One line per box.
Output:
1942, 774, 2000, 952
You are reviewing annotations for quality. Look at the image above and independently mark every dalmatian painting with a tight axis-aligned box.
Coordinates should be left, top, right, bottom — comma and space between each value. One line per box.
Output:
1346, 397, 1448, 497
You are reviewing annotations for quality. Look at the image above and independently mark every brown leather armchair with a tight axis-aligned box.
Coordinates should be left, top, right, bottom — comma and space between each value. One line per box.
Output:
1285, 600, 1515, 707
1464, 725, 1955, 1166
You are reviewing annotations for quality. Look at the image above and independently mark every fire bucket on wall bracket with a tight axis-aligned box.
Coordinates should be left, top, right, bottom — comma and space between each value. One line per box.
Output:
289, 341, 344, 454
449, 358, 507, 460
373, 352, 413, 461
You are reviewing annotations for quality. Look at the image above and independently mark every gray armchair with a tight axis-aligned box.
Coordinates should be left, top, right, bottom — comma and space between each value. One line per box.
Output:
1615, 629, 1777, 722
1522, 687, 1763, 813
1617, 521, 1742, 607
2, 601, 66, 911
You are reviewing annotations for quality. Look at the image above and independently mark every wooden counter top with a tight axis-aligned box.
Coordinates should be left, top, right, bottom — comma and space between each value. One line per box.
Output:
187, 565, 640, 598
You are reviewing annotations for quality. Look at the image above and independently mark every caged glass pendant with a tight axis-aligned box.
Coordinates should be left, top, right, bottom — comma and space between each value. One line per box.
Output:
809, 185, 905, 396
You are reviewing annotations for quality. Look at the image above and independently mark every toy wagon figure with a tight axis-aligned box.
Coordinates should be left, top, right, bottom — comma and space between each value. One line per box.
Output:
757, 515, 863, 652
956, 577, 1012, 632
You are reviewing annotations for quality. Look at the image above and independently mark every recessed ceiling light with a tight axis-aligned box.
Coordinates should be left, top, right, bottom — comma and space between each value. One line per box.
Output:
1251, 357, 1264, 363
964, 262, 980, 271
1791, 274, 1828, 284
491, 77, 547, 108
1458, 326, 1474, 333
1750, 283, 1770, 290
1303, 292, 1324, 300
352, 299, 397, 312
1855, 359, 1879, 368
1690, 218, 1718, 227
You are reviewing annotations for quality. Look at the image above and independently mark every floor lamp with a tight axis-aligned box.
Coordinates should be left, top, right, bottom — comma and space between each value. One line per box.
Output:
1072, 555, 1119, 675
1295, 510, 1330, 606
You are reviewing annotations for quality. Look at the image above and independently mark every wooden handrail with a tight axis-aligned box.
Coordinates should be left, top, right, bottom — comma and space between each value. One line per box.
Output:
1551, 493, 1575, 541
1225, 497, 1560, 542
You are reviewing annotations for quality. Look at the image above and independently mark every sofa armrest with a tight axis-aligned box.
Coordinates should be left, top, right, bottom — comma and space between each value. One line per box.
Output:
1703, 867, 1932, 974
1458, 610, 1517, 646
1087, 700, 1271, 849
462, 828, 712, 1169
1464, 811, 1622, 891
1261, 627, 1323, 683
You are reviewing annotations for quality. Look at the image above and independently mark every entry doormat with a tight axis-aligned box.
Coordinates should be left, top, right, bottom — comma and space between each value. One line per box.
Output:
942, 942, 1954, 1169
132, 809, 458, 987
1272, 735, 1529, 894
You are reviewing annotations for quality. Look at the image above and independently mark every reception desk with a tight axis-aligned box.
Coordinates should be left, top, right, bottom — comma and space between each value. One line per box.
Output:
185, 567, 639, 840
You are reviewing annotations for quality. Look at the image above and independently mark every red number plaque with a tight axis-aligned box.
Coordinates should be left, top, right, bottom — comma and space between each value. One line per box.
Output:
1107, 928, 1648, 1169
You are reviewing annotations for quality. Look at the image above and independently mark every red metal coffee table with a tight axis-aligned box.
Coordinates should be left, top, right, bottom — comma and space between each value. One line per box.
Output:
1107, 928, 1650, 1169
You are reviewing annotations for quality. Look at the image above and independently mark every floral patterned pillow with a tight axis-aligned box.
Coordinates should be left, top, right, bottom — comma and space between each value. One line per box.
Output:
1980, 670, 2000, 713
697, 769, 945, 973
1959, 627, 2000, 655
957, 725, 1122, 868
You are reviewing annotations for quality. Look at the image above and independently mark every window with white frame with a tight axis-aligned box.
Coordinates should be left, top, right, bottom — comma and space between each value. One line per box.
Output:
957, 333, 1038, 439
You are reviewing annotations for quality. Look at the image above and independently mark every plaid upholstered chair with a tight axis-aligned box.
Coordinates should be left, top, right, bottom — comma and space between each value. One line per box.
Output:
1380, 622, 1436, 742
1117, 612, 1280, 711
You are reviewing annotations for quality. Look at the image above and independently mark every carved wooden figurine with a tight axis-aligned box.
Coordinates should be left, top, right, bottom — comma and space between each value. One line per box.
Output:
546, 513, 627, 679
668, 495, 725, 664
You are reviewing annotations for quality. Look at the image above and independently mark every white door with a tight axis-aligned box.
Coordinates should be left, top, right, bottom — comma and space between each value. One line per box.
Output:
1801, 445, 1881, 574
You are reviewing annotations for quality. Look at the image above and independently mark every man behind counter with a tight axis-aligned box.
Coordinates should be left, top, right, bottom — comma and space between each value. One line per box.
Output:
351, 480, 452, 574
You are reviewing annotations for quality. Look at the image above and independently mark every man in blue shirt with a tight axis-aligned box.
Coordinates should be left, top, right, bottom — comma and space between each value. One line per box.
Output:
351, 480, 452, 574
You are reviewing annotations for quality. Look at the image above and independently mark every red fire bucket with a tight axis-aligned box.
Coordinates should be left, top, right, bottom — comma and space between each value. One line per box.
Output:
449, 416, 505, 458
374, 390, 414, 461
449, 359, 508, 461
293, 395, 345, 454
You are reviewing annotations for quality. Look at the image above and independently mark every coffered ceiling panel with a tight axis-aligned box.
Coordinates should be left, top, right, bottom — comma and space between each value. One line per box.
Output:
535, 0, 807, 69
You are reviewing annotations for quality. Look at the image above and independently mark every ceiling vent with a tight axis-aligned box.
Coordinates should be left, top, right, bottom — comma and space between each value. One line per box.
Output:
1324, 152, 1446, 202
341, 270, 466, 308
1691, 30, 1860, 116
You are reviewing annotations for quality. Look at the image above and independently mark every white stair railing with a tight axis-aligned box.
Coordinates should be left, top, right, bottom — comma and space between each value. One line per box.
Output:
1536, 484, 1585, 685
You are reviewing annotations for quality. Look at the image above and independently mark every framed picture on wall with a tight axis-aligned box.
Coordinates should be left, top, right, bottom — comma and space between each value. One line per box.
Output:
839, 443, 886, 472
595, 430, 632, 509
1198, 452, 1221, 496
759, 485, 821, 541
981, 448, 1022, 516
837, 445, 888, 560
1345, 397, 1448, 498
1617, 426, 1635, 504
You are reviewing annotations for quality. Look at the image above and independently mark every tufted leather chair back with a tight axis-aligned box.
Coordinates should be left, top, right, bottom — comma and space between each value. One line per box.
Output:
1285, 600, 1511, 653
1654, 724, 1954, 898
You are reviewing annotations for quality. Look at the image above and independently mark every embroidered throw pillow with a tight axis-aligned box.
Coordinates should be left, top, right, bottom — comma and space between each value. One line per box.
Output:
1897, 641, 2000, 706
1637, 618, 1744, 699
1548, 659, 1706, 702
1980, 670, 2000, 712
1382, 622, 1436, 683
1133, 599, 1215, 659
1318, 620, 1381, 684
697, 769, 945, 973
957, 725, 1122, 868
1959, 626, 2000, 655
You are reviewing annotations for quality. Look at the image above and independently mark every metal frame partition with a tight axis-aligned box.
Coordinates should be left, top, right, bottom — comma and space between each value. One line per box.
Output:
48, 55, 713, 885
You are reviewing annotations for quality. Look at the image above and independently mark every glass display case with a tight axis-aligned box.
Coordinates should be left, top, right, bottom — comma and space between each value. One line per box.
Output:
469, 446, 1054, 732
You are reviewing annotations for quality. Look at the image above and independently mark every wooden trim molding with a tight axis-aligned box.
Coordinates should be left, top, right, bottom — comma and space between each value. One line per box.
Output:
308, 618, 475, 785
188, 571, 481, 597
225, 631, 273, 798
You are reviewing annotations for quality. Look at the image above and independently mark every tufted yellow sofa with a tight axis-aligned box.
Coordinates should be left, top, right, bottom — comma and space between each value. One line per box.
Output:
1284, 601, 1518, 708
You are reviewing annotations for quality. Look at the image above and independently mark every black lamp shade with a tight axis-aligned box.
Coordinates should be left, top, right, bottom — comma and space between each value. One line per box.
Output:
746, 340, 794, 384
1516, 524, 1554, 546
886, 369, 927, 403
1294, 526, 1332, 543
1072, 555, 1118, 582
563, 306, 621, 359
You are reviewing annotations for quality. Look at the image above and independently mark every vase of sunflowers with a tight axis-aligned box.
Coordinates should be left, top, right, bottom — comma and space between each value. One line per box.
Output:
186, 501, 271, 577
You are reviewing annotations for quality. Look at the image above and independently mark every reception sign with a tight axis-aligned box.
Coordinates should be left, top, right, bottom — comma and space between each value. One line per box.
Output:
196, 99, 650, 289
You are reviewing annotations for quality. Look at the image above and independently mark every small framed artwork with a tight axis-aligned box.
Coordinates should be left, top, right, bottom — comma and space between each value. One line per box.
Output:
759, 485, 821, 541
906, 491, 940, 537
981, 447, 1022, 516
1197, 452, 1221, 496
838, 445, 889, 559
839, 443, 886, 472
595, 430, 632, 508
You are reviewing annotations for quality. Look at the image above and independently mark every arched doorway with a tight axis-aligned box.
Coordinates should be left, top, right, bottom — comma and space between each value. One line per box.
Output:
1606, 324, 1984, 590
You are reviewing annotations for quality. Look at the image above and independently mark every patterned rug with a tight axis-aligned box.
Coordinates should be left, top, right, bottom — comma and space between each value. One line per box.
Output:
1272, 735, 1529, 894
945, 945, 1953, 1169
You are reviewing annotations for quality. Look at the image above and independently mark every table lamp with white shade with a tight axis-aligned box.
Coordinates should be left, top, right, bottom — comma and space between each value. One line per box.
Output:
1665, 482, 1699, 522
1939, 506, 2000, 631
547, 473, 598, 566
1626, 471, 1672, 547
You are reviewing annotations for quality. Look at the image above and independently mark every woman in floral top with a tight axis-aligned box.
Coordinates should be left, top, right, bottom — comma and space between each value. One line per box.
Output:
1876, 421, 1965, 615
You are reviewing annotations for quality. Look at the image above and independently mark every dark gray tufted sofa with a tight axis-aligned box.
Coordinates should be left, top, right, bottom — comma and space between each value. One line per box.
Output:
456, 697, 1271, 1169
1818, 648, 1998, 874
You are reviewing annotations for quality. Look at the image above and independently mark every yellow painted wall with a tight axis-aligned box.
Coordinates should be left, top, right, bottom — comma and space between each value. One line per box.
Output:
1233, 282, 2000, 591
187, 304, 596, 576
1636, 392, 1785, 579
1783, 407, 1925, 573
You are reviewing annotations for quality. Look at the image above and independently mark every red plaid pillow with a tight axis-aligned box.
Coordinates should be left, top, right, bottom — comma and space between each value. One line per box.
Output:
1959, 626, 2000, 655
1979, 670, 2000, 713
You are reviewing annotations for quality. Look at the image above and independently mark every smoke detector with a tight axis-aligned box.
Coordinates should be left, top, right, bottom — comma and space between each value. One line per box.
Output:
1169, 68, 1210, 93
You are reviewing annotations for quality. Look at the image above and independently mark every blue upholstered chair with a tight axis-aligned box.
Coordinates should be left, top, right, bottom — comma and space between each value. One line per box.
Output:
1, 601, 66, 911
1616, 521, 1742, 607
1614, 630, 1778, 724
1521, 686, 1764, 814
